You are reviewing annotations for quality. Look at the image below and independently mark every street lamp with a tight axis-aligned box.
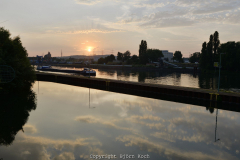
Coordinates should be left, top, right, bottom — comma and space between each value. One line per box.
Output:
217, 53, 225, 93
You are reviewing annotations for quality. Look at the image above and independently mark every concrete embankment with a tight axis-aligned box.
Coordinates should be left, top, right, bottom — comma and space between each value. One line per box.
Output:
36, 72, 240, 111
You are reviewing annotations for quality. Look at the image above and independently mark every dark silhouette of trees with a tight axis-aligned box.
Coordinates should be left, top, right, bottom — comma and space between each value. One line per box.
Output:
189, 52, 200, 63
0, 27, 36, 89
123, 50, 131, 62
97, 57, 105, 64
200, 31, 240, 71
97, 54, 116, 64
146, 49, 163, 62
139, 40, 147, 64
117, 52, 123, 62
131, 55, 139, 64
0, 27, 37, 146
105, 54, 115, 62
219, 41, 240, 71
207, 34, 214, 69
173, 51, 183, 63
200, 42, 208, 69
213, 31, 220, 62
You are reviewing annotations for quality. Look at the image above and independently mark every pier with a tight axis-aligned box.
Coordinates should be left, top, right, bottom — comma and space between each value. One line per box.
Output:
36, 72, 240, 111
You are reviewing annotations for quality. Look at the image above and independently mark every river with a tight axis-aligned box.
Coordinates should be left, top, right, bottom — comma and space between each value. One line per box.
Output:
0, 81, 240, 160
40, 66, 240, 93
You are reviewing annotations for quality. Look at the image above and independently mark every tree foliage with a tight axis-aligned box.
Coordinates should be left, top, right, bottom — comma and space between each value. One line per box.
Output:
0, 27, 36, 89
218, 41, 240, 71
199, 31, 240, 71
173, 51, 183, 63
117, 52, 123, 61
123, 50, 131, 62
213, 31, 220, 62
146, 49, 163, 62
97, 54, 115, 64
189, 52, 200, 63
139, 40, 147, 64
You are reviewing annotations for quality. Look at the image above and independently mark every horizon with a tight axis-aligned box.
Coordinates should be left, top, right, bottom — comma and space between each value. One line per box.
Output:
1, 0, 240, 57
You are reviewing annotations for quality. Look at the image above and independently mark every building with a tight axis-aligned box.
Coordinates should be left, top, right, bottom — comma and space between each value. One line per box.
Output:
161, 50, 173, 62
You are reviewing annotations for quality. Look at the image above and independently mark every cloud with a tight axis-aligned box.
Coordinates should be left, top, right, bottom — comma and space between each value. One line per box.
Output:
133, 2, 166, 8
46, 29, 123, 34
126, 115, 164, 130
75, 115, 136, 132
52, 152, 75, 160
116, 135, 238, 160
23, 124, 37, 134
140, 18, 195, 28
0, 133, 103, 160
75, 0, 102, 5
193, 4, 237, 15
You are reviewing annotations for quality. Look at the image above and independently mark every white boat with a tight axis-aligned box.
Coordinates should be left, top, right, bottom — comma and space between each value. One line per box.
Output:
83, 68, 96, 74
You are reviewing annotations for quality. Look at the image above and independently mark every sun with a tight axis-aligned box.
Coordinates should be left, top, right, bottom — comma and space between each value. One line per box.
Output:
88, 48, 91, 52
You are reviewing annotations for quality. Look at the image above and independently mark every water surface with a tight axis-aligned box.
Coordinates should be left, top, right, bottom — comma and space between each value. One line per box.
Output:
47, 66, 240, 92
0, 81, 240, 160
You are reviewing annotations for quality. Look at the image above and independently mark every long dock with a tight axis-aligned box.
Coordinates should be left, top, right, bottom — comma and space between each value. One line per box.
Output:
36, 72, 240, 111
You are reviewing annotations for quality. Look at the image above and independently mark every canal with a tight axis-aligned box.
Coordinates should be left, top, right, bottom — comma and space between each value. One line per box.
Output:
41, 66, 240, 93
1, 81, 240, 160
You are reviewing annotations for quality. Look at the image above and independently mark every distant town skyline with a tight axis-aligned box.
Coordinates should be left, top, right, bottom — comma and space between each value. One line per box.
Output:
1, 0, 240, 57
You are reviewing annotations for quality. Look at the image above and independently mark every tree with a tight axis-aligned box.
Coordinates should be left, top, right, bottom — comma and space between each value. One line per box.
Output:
131, 55, 139, 64
200, 42, 207, 69
97, 57, 105, 64
123, 50, 131, 62
108, 54, 115, 62
139, 40, 147, 64
213, 31, 220, 62
98, 54, 116, 64
146, 49, 163, 62
189, 52, 200, 63
0, 27, 36, 89
105, 54, 115, 63
173, 51, 183, 63
117, 52, 123, 61
207, 34, 214, 69
218, 41, 240, 71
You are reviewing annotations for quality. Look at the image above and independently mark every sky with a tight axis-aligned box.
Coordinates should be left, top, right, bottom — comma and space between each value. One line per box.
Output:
1, 0, 240, 57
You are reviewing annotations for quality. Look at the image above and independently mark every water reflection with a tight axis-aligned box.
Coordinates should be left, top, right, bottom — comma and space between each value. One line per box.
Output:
0, 87, 36, 146
0, 81, 239, 160
43, 66, 240, 92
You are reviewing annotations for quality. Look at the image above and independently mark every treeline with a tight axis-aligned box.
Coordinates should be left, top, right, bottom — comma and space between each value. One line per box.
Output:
97, 54, 115, 64
138, 40, 163, 64
117, 51, 139, 64
98, 41, 165, 65
191, 31, 240, 71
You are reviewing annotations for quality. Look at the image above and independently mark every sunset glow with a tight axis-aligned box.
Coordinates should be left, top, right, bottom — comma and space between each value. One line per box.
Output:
2, 0, 240, 57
